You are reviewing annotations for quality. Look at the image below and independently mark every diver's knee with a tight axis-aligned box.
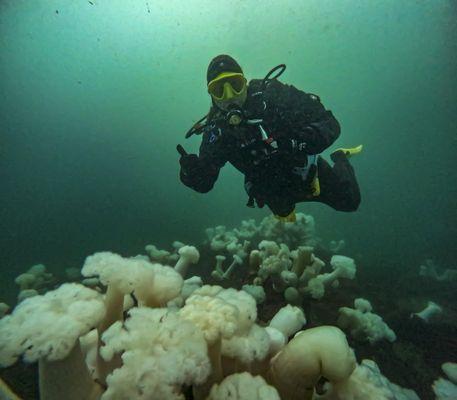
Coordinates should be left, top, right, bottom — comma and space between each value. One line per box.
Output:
333, 194, 360, 212
268, 202, 295, 217
343, 195, 361, 211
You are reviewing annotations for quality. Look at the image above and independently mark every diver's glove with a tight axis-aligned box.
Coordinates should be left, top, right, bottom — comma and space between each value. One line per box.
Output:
177, 144, 201, 176
179, 153, 201, 176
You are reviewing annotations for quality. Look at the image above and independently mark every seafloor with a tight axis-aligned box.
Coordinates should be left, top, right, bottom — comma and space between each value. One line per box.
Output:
1, 220, 456, 400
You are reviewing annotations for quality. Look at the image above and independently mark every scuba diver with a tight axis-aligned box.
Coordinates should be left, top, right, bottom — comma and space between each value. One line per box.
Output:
177, 55, 361, 222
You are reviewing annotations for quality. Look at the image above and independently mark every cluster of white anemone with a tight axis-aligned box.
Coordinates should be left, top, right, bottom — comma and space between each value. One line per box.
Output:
244, 241, 356, 305
337, 298, 396, 344
0, 250, 420, 400
14, 263, 55, 303
419, 259, 457, 283
433, 362, 457, 400
174, 214, 357, 307
204, 213, 317, 258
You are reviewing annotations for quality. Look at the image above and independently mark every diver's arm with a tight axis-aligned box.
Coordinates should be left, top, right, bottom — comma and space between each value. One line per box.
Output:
269, 81, 341, 154
179, 132, 226, 193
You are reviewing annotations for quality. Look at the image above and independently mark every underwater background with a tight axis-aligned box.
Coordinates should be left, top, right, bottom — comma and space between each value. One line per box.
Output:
1, 1, 457, 399
1, 0, 456, 298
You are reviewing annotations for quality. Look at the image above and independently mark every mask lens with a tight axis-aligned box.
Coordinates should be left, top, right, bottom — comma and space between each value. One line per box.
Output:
210, 81, 225, 98
227, 75, 245, 93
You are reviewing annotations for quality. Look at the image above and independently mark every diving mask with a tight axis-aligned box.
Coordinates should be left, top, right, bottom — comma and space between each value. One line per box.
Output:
207, 72, 247, 101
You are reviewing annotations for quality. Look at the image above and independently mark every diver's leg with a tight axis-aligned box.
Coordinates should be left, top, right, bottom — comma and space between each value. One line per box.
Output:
265, 195, 296, 218
313, 153, 361, 211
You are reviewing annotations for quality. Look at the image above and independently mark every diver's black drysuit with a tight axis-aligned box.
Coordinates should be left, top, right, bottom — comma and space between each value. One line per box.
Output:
180, 79, 360, 217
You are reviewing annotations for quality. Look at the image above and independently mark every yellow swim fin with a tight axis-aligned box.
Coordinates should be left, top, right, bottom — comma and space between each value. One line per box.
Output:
274, 209, 296, 223
332, 144, 363, 158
